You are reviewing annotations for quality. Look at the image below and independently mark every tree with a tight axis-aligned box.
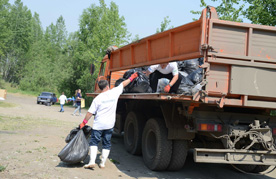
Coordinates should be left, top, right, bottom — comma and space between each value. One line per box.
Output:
156, 16, 173, 33
244, 0, 276, 26
0, 0, 11, 57
192, 0, 276, 26
2, 0, 33, 83
191, 0, 244, 22
131, 34, 140, 42
75, 0, 129, 95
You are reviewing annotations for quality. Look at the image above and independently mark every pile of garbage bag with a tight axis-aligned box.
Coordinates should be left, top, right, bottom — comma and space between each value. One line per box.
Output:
115, 58, 204, 95
177, 58, 204, 95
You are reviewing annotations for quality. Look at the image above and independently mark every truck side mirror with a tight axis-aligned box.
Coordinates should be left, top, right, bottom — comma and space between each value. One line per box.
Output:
90, 64, 95, 75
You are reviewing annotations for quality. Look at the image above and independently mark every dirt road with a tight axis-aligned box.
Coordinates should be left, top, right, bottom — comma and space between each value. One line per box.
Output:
0, 93, 276, 179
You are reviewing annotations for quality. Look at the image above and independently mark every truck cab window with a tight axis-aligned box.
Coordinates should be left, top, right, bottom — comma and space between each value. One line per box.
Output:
99, 62, 106, 76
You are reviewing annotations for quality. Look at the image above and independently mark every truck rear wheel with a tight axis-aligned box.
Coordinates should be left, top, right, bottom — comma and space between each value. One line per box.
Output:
167, 140, 188, 171
142, 118, 172, 171
252, 165, 270, 173
124, 111, 145, 155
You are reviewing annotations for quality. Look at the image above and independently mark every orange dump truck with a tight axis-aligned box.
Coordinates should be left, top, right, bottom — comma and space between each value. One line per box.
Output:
87, 7, 276, 172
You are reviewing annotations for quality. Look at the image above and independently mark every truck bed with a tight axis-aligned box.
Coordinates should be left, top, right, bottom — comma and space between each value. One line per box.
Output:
91, 7, 276, 110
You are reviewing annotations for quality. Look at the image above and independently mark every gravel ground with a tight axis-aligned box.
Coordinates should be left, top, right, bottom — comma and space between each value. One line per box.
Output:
0, 93, 276, 179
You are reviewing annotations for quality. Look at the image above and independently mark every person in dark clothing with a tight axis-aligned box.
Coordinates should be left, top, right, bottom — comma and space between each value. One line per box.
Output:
145, 62, 182, 93
72, 89, 82, 116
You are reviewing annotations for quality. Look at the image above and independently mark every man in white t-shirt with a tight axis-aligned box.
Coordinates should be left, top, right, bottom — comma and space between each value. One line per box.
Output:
145, 62, 182, 93
59, 92, 67, 112
79, 72, 138, 169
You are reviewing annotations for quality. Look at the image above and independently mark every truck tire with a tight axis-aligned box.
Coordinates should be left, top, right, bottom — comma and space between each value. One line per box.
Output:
234, 164, 256, 172
124, 111, 145, 155
142, 118, 172, 171
167, 140, 188, 171
37, 101, 40, 104
251, 165, 270, 173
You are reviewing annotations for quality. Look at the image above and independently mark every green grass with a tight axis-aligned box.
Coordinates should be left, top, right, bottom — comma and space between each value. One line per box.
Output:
0, 165, 7, 172
0, 101, 17, 108
1, 80, 39, 97
0, 115, 74, 131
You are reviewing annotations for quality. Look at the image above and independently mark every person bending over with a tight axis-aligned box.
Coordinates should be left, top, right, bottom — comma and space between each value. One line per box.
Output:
145, 62, 182, 93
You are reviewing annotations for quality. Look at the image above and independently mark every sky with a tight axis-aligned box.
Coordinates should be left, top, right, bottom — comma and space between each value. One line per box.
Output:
9, 0, 221, 39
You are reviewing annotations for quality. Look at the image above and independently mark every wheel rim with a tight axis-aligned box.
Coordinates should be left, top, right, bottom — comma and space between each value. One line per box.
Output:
146, 129, 157, 159
126, 122, 135, 146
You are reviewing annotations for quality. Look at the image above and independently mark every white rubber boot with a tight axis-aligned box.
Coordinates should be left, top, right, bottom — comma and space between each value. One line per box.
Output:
99, 149, 110, 169
84, 146, 98, 169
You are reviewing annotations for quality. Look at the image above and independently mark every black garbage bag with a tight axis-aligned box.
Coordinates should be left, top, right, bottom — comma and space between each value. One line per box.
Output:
177, 76, 194, 95
183, 59, 199, 74
198, 57, 204, 65
177, 61, 186, 71
177, 86, 192, 95
187, 68, 203, 84
115, 78, 128, 93
58, 129, 89, 164
122, 68, 143, 79
123, 70, 152, 93
65, 126, 92, 143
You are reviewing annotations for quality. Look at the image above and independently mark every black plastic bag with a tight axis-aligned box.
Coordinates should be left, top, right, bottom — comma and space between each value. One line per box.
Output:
183, 59, 199, 74
176, 76, 194, 95
177, 61, 186, 71
122, 70, 152, 93
58, 129, 89, 164
187, 68, 203, 84
123, 68, 142, 79
177, 86, 192, 95
65, 126, 92, 143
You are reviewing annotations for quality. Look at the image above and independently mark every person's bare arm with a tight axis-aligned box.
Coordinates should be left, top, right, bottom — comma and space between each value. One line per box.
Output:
169, 74, 179, 86
80, 112, 93, 128
122, 79, 132, 87
84, 112, 93, 121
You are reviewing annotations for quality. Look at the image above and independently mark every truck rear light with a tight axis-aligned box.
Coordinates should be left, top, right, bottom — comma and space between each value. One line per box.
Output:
198, 123, 222, 132
273, 128, 276, 135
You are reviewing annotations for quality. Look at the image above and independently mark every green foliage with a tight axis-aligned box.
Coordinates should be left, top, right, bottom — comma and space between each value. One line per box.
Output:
244, 0, 276, 26
131, 34, 140, 42
192, 0, 276, 26
156, 16, 173, 33
0, 165, 7, 172
191, 0, 244, 22
0, 0, 11, 57
71, 0, 129, 105
0, 0, 128, 105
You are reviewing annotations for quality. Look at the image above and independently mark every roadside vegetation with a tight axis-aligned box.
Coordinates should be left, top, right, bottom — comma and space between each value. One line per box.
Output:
0, 165, 6, 172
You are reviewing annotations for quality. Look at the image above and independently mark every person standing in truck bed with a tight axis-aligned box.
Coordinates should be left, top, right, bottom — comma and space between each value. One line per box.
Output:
145, 62, 182, 93
79, 72, 138, 169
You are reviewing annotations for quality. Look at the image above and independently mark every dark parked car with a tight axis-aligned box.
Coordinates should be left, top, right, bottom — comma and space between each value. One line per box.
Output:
37, 92, 57, 106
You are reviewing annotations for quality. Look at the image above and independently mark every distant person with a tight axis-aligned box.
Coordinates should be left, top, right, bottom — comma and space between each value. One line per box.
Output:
72, 89, 82, 116
79, 72, 138, 169
59, 92, 68, 112
145, 62, 182, 93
